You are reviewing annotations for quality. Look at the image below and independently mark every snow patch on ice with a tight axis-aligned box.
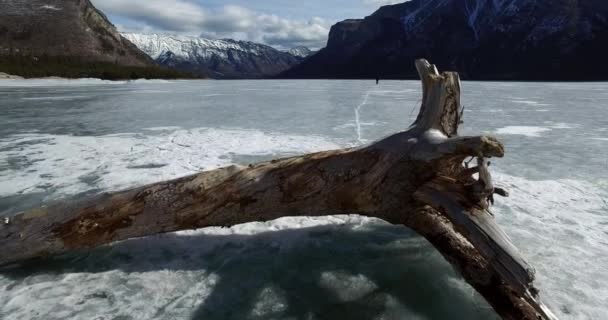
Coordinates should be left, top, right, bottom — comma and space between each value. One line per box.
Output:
0, 128, 341, 199
511, 100, 551, 106
479, 108, 503, 113
319, 271, 379, 301
250, 286, 288, 317
21, 95, 91, 101
544, 122, 578, 129
492, 172, 608, 319
495, 126, 551, 137
143, 126, 183, 132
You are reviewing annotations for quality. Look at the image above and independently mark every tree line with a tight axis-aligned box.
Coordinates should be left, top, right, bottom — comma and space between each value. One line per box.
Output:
0, 55, 196, 80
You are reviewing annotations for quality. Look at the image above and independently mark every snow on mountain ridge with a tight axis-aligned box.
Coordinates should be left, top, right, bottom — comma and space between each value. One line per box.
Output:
122, 33, 310, 79
122, 33, 270, 61
287, 46, 313, 58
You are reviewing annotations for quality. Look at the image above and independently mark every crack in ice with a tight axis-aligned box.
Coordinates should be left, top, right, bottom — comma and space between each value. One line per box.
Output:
355, 89, 374, 144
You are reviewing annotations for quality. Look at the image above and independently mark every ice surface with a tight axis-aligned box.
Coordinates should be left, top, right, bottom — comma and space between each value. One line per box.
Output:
510, 99, 551, 106
0, 128, 340, 200
493, 173, 608, 319
495, 125, 551, 137
354, 89, 373, 143
0, 215, 499, 320
0, 79, 607, 319
0, 78, 129, 87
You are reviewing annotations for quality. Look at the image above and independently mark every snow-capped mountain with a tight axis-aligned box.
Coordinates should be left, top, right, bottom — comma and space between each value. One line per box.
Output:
282, 0, 608, 80
287, 47, 314, 58
122, 33, 312, 79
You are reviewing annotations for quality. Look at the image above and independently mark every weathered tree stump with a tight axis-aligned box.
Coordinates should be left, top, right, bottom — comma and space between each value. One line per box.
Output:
0, 60, 557, 320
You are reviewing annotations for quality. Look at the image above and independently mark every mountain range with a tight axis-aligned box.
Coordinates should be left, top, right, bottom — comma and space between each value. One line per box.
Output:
123, 33, 314, 79
281, 0, 608, 80
2, 0, 606, 80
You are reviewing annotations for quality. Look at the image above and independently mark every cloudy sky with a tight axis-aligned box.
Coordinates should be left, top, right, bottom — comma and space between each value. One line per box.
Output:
91, 0, 404, 50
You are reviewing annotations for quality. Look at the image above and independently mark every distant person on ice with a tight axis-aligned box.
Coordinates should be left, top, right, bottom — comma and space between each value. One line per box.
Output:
376, 75, 380, 85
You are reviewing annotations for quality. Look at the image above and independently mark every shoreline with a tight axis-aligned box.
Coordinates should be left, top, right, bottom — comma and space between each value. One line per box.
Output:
0, 72, 24, 80
1, 73, 607, 83
0, 73, 198, 82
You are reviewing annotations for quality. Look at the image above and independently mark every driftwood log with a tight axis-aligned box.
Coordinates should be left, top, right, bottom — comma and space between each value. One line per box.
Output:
0, 60, 557, 320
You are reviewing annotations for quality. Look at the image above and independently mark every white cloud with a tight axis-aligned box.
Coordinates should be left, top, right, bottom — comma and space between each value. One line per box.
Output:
94, 0, 206, 31
92, 0, 331, 49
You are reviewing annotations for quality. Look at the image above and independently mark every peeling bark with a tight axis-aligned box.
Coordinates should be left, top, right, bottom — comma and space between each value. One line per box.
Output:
0, 60, 557, 320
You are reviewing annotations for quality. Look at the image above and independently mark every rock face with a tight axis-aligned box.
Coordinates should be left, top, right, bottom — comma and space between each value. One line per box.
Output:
281, 0, 608, 80
123, 33, 312, 79
0, 0, 153, 67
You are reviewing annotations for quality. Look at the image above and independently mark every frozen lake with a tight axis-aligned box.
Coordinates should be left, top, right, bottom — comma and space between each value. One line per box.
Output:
0, 79, 607, 319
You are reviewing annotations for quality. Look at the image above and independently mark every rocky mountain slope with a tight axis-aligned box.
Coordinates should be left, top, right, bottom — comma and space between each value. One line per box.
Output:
281, 0, 608, 80
123, 33, 313, 79
287, 46, 315, 58
0, 0, 184, 79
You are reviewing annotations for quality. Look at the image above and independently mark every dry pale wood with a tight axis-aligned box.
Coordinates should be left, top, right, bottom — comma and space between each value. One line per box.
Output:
0, 59, 557, 320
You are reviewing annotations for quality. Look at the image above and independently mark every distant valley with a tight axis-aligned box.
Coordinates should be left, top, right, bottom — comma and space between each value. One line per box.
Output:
123, 33, 314, 79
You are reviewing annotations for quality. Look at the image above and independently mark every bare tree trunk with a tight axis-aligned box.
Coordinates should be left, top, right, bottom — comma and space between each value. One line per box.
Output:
0, 60, 557, 320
